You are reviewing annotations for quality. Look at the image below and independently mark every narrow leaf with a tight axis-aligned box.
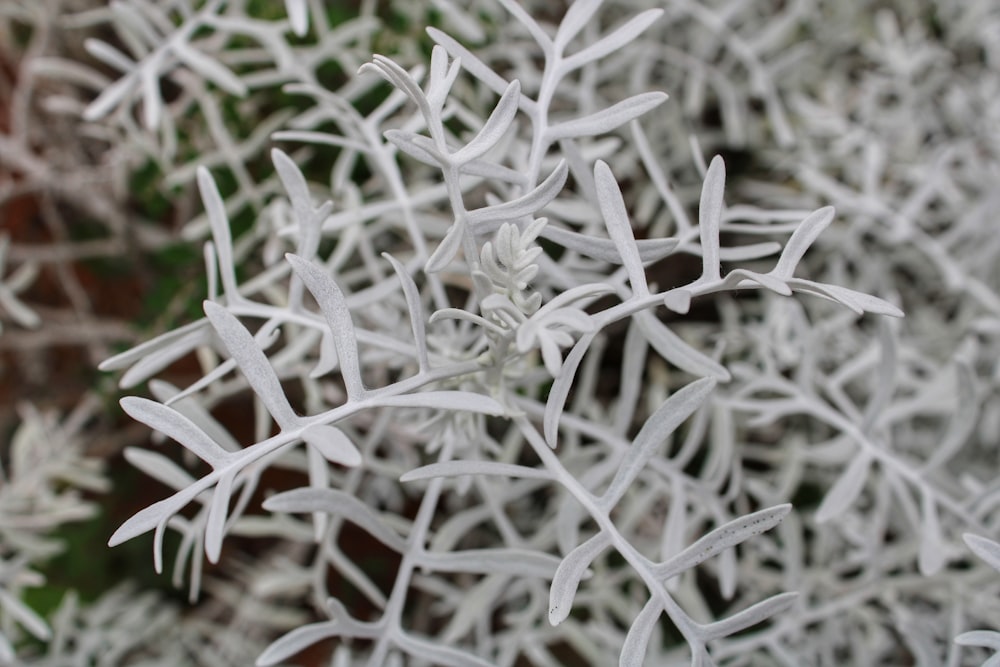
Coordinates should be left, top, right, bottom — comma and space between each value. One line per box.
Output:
302, 423, 361, 467
171, 41, 247, 96
205, 470, 236, 563
286, 254, 366, 400
417, 549, 562, 578
123, 447, 196, 492
82, 73, 134, 122
602, 377, 716, 509
555, 0, 603, 51
563, 10, 662, 72
544, 332, 594, 446
263, 488, 406, 552
700, 592, 798, 640
546, 92, 668, 142
311, 331, 339, 379
699, 156, 726, 282
427, 28, 534, 114
770, 206, 835, 279
425, 221, 465, 274
496, 0, 553, 53
120, 397, 230, 467
272, 148, 313, 223
374, 391, 506, 415
203, 302, 299, 429
955, 630, 1000, 650
140, 65, 161, 129
451, 80, 520, 164
786, 278, 904, 317
257, 621, 341, 666
109, 488, 197, 548
467, 161, 569, 226
595, 160, 649, 297
84, 38, 135, 72
815, 452, 872, 523
118, 324, 210, 389
359, 56, 429, 119
197, 167, 240, 302
634, 310, 730, 380
722, 269, 791, 295
384, 129, 448, 168
283, 0, 309, 36
655, 505, 791, 581
965, 533, 1000, 572
100, 318, 209, 371
549, 532, 610, 625
918, 491, 945, 575
396, 634, 498, 667
662, 482, 687, 589
0, 590, 50, 641
401, 460, 552, 482
539, 224, 678, 264
620, 598, 662, 667
383, 253, 430, 371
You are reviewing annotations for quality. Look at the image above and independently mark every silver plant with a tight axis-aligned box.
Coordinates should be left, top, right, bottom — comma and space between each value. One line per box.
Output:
3, 0, 1000, 666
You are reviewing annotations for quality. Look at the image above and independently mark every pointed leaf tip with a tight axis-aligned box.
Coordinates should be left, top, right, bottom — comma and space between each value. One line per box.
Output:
302, 423, 362, 467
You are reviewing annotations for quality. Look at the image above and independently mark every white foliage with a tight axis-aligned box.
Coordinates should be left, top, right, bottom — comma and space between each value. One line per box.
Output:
4, 0, 1000, 665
